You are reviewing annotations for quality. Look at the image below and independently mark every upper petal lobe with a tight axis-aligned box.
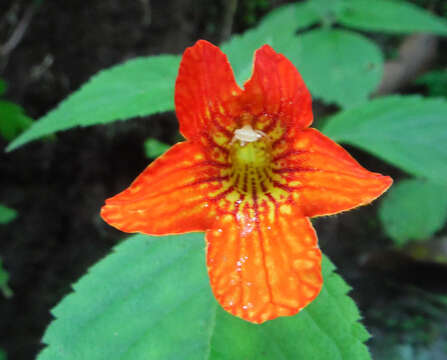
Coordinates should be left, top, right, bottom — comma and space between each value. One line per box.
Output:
101, 142, 227, 235
175, 40, 243, 143
242, 45, 313, 138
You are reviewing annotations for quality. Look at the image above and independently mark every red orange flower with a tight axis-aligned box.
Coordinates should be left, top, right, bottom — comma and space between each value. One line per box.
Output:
101, 40, 392, 324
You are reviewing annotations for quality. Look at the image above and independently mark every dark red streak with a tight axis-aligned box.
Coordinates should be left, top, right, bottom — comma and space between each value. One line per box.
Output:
252, 186, 275, 304
209, 186, 234, 202
273, 150, 308, 162
273, 167, 317, 174
210, 115, 233, 138
261, 115, 278, 134
190, 175, 230, 186
203, 132, 230, 154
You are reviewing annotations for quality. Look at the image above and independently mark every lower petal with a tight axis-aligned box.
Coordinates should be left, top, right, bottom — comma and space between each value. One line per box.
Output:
206, 210, 322, 324
101, 142, 227, 235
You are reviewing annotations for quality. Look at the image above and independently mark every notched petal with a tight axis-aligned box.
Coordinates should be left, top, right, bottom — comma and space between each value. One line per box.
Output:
243, 44, 313, 136
175, 40, 243, 143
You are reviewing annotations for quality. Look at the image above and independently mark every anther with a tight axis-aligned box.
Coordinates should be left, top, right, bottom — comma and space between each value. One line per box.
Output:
231, 125, 267, 146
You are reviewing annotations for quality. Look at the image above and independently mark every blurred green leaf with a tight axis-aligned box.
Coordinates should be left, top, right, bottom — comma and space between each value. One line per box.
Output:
0, 349, 6, 360
379, 179, 447, 246
225, 5, 383, 108
223, 2, 320, 84
322, 96, 447, 183
7, 55, 181, 151
143, 138, 170, 159
0, 79, 7, 96
338, 0, 447, 35
38, 233, 371, 360
0, 204, 17, 225
307, 0, 346, 24
0, 101, 32, 142
416, 70, 447, 98
0, 258, 12, 298
288, 29, 383, 108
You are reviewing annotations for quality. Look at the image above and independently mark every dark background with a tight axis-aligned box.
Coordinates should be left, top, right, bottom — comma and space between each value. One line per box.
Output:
1, 1, 446, 359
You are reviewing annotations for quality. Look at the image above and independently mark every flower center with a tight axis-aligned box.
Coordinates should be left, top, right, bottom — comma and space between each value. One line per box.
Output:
229, 126, 273, 195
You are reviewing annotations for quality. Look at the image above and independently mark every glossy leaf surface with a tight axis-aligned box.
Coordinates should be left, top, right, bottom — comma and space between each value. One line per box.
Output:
289, 29, 383, 108
38, 233, 371, 360
222, 1, 320, 84
323, 96, 447, 183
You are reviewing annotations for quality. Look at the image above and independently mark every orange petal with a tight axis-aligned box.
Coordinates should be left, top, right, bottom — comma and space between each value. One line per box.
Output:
206, 207, 322, 324
273, 128, 393, 217
101, 142, 228, 235
175, 40, 243, 144
242, 45, 313, 139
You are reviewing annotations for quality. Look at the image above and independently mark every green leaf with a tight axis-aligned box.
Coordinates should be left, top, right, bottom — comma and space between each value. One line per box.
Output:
0, 349, 6, 360
0, 79, 7, 96
0, 258, 12, 298
226, 11, 383, 108
416, 70, 447, 98
338, 0, 447, 35
0, 204, 17, 225
322, 96, 447, 183
143, 138, 170, 159
307, 0, 346, 24
38, 233, 371, 360
39, 233, 215, 360
224, 4, 383, 108
222, 1, 320, 84
7, 55, 180, 151
0, 101, 32, 142
379, 179, 447, 246
287, 29, 383, 108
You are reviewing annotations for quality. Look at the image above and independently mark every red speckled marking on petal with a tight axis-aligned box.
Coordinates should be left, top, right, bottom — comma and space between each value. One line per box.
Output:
206, 206, 322, 324
242, 44, 313, 139
101, 142, 229, 235
175, 40, 243, 144
272, 128, 393, 217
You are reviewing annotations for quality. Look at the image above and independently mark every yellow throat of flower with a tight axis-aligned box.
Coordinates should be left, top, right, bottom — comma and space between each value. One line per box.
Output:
229, 125, 274, 195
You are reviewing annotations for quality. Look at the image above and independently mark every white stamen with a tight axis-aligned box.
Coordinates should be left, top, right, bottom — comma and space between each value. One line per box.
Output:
231, 125, 266, 146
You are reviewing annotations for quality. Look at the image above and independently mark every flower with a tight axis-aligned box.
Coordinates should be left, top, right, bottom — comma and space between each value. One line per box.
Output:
101, 40, 392, 324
